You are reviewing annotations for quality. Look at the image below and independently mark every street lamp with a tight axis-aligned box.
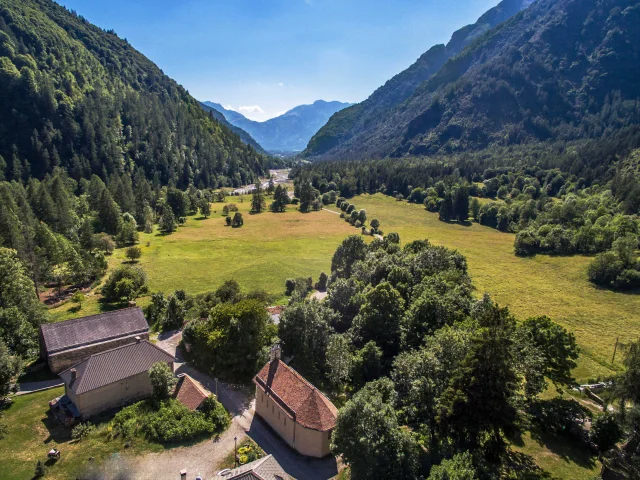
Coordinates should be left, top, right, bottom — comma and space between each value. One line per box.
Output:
234, 436, 238, 467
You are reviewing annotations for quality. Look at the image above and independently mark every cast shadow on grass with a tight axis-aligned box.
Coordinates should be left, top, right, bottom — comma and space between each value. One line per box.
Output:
96, 299, 131, 314
502, 450, 552, 479
530, 427, 596, 469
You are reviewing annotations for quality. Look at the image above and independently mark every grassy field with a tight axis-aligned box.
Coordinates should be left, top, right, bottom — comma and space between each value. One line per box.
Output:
50, 193, 639, 379
0, 387, 161, 480
351, 194, 640, 380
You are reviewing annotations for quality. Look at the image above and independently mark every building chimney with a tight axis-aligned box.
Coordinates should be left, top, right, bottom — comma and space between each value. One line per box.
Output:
270, 344, 281, 363
70, 368, 77, 382
135, 336, 141, 343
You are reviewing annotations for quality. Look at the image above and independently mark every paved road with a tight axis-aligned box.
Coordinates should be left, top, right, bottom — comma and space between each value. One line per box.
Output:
15, 378, 64, 395
148, 331, 339, 480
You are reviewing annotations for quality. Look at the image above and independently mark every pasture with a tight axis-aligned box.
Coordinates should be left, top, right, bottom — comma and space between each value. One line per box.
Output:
51, 193, 639, 380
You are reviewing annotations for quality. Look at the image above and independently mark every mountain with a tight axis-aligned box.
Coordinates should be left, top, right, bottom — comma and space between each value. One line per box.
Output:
203, 100, 352, 154
308, 0, 640, 160
302, 0, 535, 159
0, 0, 267, 188
199, 102, 266, 154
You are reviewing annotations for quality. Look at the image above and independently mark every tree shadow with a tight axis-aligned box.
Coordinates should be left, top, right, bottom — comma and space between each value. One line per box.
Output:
194, 216, 208, 221
528, 426, 597, 469
41, 411, 72, 445
502, 450, 553, 479
97, 299, 130, 314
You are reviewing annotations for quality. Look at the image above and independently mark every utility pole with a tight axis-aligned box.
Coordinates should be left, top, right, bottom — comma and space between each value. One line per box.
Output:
612, 337, 619, 364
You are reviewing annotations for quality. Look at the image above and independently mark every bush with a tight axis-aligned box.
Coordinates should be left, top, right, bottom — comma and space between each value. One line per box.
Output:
101, 266, 148, 302
111, 398, 228, 443
125, 246, 142, 262
591, 413, 624, 452
200, 395, 231, 431
71, 422, 94, 441
149, 362, 177, 400
291, 197, 299, 205
285, 278, 296, 296
232, 212, 244, 228
315, 272, 328, 291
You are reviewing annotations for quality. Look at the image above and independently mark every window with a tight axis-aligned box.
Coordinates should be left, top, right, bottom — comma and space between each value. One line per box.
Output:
272, 405, 274, 414
284, 417, 287, 426
278, 411, 280, 419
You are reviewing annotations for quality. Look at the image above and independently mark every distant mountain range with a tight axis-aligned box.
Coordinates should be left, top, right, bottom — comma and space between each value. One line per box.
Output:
202, 100, 352, 154
199, 102, 266, 154
302, 0, 536, 159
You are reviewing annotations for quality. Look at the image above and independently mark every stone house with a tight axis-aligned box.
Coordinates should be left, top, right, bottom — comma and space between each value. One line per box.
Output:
59, 338, 175, 418
39, 307, 150, 373
253, 345, 338, 458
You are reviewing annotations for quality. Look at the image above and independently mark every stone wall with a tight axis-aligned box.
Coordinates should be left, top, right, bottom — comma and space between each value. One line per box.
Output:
47, 332, 150, 374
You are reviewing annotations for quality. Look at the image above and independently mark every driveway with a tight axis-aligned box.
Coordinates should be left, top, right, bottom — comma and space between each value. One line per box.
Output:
134, 331, 339, 480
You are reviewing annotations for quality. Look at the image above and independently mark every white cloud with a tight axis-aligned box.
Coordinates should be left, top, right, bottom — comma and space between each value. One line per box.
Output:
224, 104, 235, 111
278, 83, 284, 87
274, 111, 287, 117
237, 105, 266, 114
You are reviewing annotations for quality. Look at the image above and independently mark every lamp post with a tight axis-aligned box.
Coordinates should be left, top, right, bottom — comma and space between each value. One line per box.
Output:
234, 436, 238, 467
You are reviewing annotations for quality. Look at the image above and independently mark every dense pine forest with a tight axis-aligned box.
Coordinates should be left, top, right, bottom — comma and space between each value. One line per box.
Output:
0, 0, 268, 188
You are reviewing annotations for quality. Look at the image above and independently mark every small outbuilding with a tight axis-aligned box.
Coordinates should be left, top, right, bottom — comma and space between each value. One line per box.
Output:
40, 307, 150, 373
253, 345, 338, 458
174, 373, 209, 410
217, 454, 291, 479
59, 338, 175, 418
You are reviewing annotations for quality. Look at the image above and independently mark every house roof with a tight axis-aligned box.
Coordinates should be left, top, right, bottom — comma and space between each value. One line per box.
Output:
174, 374, 209, 410
219, 455, 291, 480
40, 307, 149, 354
59, 340, 175, 395
254, 359, 338, 432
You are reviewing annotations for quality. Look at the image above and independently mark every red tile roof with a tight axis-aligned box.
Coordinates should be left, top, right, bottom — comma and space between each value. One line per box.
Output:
174, 374, 209, 410
254, 359, 338, 432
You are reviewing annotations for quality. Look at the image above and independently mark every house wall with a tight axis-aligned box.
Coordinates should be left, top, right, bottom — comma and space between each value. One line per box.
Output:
73, 370, 154, 418
254, 385, 332, 458
47, 332, 149, 374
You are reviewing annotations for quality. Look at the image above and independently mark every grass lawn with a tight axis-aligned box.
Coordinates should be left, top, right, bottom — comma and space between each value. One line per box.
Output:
0, 387, 161, 480
351, 194, 640, 381
50, 196, 356, 321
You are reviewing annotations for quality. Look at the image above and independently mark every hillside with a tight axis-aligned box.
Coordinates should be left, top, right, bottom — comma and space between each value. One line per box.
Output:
303, 0, 534, 158
0, 0, 267, 188
199, 102, 266, 154
204, 100, 351, 153
304, 0, 640, 160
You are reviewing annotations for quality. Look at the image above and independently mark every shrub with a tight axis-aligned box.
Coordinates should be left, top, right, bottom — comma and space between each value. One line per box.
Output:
200, 395, 231, 431
315, 272, 328, 291
232, 212, 244, 228
92, 233, 115, 255
285, 278, 296, 295
101, 266, 148, 302
71, 422, 94, 441
291, 197, 299, 205
149, 362, 177, 400
591, 413, 624, 452
125, 246, 142, 262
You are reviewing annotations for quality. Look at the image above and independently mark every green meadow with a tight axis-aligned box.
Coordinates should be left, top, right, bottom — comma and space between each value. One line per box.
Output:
52, 193, 638, 381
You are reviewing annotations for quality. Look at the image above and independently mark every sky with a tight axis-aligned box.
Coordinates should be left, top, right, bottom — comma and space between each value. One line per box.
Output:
59, 0, 501, 121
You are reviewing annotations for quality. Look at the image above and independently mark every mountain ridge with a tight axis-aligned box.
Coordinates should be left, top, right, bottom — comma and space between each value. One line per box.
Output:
302, 0, 535, 159
203, 99, 352, 153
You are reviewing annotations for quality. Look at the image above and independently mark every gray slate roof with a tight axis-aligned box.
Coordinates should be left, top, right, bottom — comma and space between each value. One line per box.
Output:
220, 455, 291, 480
40, 307, 149, 354
59, 340, 175, 395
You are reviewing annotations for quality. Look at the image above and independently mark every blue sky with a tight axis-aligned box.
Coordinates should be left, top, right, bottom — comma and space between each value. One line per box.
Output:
59, 0, 500, 120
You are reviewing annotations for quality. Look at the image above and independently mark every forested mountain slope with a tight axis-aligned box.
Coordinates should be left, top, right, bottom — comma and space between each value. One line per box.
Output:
199, 102, 266, 154
205, 100, 351, 153
0, 0, 267, 189
302, 0, 534, 158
